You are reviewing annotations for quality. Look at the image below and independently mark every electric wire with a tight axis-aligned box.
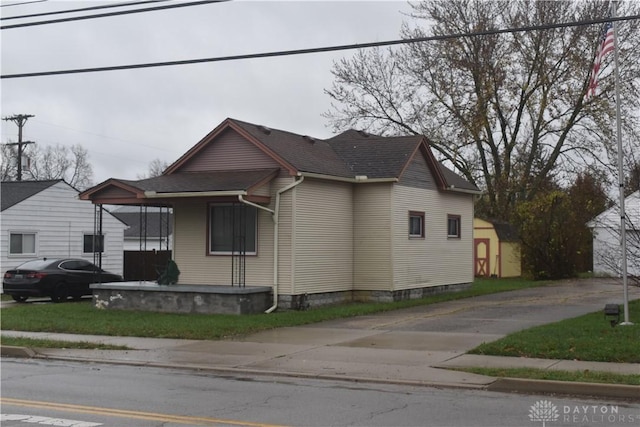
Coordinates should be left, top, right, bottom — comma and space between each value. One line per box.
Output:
0, 0, 47, 8
1, 0, 168, 21
1, 0, 228, 29
2, 15, 638, 80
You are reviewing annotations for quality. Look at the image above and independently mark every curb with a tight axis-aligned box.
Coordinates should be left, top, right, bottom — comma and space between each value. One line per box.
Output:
1, 345, 37, 358
488, 378, 640, 401
3, 346, 638, 400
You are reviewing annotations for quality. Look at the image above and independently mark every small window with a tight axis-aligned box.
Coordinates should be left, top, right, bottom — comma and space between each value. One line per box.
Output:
409, 211, 425, 238
83, 234, 104, 253
9, 233, 36, 255
447, 215, 461, 238
210, 204, 258, 254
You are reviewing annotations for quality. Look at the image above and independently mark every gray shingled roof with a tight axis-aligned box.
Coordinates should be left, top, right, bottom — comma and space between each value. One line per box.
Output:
1, 180, 62, 211
326, 130, 420, 179
232, 119, 479, 192
231, 119, 354, 178
117, 169, 279, 194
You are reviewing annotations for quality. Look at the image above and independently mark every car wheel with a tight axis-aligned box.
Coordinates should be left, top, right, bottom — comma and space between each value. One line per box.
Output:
11, 295, 28, 303
51, 282, 69, 303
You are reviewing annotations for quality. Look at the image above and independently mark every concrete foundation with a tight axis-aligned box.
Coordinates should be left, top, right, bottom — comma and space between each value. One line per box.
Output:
90, 282, 472, 314
91, 282, 272, 315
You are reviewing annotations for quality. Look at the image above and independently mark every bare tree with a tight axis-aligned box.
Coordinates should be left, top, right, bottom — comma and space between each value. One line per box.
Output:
0, 144, 18, 181
325, 0, 640, 221
4, 143, 95, 190
137, 158, 169, 179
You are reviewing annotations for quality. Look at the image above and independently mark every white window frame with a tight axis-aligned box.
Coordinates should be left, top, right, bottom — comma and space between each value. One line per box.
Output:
8, 231, 37, 256
447, 215, 461, 238
409, 211, 425, 239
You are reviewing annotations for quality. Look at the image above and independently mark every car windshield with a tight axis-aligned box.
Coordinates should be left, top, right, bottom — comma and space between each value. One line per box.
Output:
14, 259, 57, 270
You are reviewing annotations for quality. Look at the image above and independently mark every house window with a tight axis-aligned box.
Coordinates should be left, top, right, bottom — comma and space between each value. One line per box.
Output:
9, 233, 36, 255
409, 211, 425, 238
447, 215, 461, 238
83, 234, 104, 253
209, 204, 257, 254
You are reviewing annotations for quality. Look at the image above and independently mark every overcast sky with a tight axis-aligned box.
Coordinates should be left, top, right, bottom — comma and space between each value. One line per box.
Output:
1, 0, 413, 185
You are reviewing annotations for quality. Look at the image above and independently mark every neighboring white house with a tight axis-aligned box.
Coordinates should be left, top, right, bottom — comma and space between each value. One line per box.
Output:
1, 180, 126, 277
588, 190, 640, 278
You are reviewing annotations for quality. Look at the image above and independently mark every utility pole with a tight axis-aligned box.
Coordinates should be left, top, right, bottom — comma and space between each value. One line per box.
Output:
3, 114, 35, 181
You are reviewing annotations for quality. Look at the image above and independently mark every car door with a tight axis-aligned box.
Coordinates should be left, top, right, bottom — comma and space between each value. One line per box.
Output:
59, 260, 96, 293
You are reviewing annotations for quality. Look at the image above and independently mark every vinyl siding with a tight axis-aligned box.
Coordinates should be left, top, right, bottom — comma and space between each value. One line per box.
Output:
353, 183, 393, 291
292, 178, 353, 294
398, 153, 438, 190
179, 128, 281, 172
391, 185, 474, 290
173, 199, 275, 286
0, 181, 125, 275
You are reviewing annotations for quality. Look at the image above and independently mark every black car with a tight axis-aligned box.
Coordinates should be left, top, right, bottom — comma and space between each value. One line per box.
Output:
2, 258, 122, 303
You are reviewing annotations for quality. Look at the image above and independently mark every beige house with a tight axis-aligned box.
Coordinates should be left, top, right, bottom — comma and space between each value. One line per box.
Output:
473, 218, 521, 278
80, 118, 481, 309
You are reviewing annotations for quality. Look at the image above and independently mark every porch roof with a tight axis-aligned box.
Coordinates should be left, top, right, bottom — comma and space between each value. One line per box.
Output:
80, 168, 279, 205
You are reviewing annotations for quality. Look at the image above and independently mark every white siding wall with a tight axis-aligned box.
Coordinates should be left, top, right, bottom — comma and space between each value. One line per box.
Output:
1, 182, 125, 275
292, 178, 353, 294
353, 183, 393, 291
391, 185, 474, 290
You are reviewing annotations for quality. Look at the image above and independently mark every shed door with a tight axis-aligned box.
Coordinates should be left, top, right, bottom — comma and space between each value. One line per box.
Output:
474, 238, 490, 277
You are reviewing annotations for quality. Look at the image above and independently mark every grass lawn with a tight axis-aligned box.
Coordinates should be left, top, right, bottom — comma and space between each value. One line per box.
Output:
454, 367, 640, 386
469, 299, 640, 363
1, 336, 129, 350
0, 277, 546, 340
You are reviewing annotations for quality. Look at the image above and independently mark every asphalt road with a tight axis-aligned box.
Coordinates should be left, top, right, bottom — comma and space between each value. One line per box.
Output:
2, 358, 639, 427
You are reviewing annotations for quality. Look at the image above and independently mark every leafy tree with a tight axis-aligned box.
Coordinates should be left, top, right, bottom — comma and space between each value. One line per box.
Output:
0, 143, 94, 190
514, 170, 610, 279
325, 0, 640, 221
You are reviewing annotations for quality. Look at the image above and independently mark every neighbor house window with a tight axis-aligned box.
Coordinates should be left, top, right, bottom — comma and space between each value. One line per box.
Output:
83, 234, 104, 253
9, 232, 36, 255
209, 204, 257, 254
447, 215, 461, 238
409, 211, 425, 238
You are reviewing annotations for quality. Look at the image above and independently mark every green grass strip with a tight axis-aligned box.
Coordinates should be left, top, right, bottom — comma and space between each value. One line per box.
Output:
456, 367, 640, 386
1, 336, 130, 350
469, 299, 640, 363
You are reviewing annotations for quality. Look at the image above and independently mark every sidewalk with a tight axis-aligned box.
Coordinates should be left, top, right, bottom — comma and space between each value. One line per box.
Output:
2, 279, 639, 400
2, 328, 639, 401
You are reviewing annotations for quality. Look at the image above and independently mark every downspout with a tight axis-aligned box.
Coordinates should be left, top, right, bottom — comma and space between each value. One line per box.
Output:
265, 175, 304, 313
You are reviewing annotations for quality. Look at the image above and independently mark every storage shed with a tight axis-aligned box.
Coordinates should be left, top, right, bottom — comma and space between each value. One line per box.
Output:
473, 218, 521, 278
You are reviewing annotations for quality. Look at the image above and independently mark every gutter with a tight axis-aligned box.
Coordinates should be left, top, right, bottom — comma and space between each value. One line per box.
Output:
265, 175, 304, 313
144, 190, 246, 198
300, 172, 397, 184
446, 185, 483, 195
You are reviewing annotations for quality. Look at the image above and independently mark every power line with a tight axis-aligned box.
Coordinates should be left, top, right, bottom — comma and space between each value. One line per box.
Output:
0, 0, 47, 8
2, 15, 638, 80
1, 0, 168, 21
1, 0, 228, 30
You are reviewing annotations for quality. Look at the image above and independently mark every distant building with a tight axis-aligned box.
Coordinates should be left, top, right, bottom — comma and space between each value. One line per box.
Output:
588, 190, 640, 278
